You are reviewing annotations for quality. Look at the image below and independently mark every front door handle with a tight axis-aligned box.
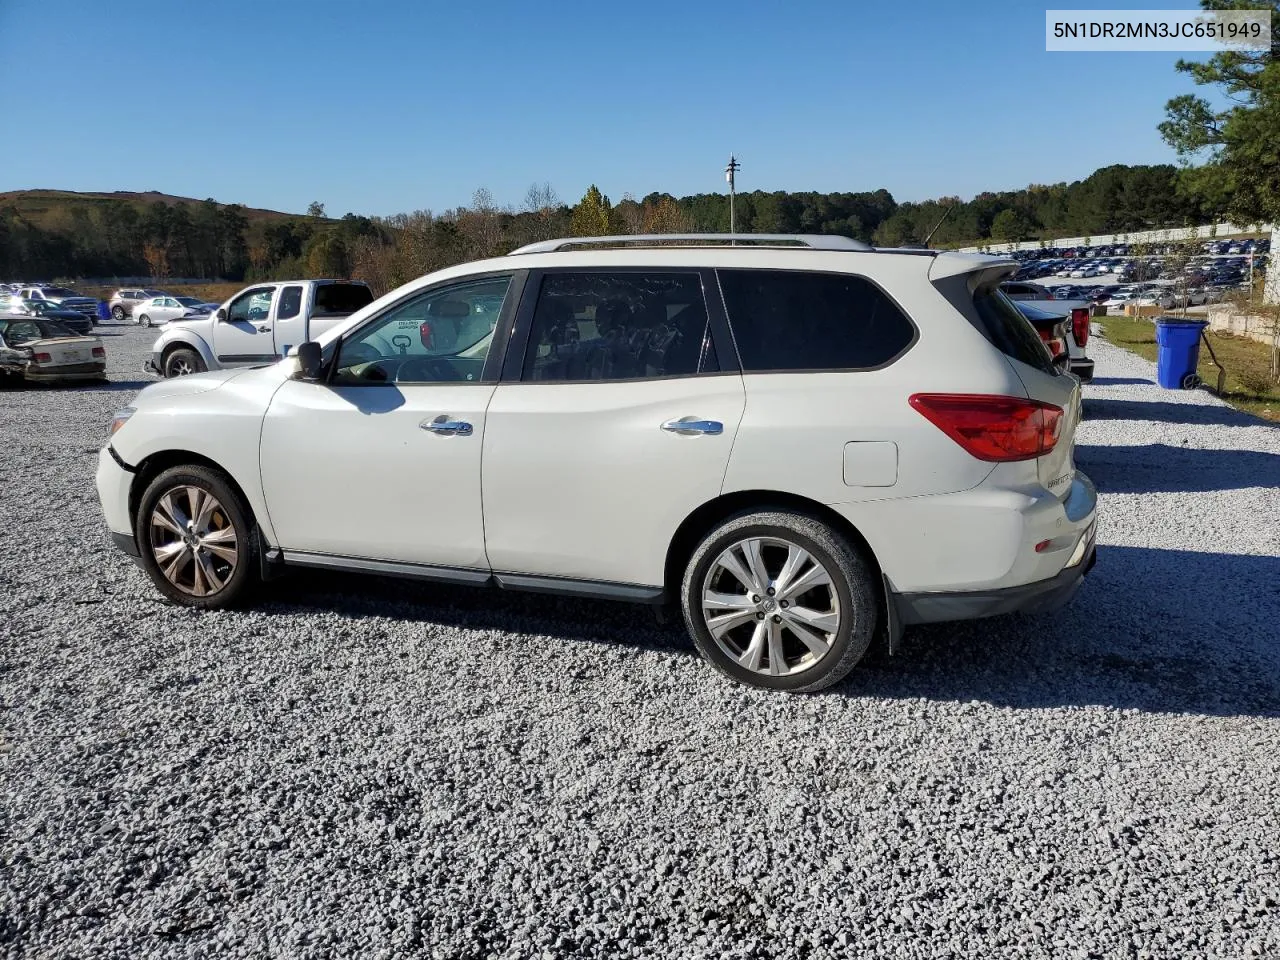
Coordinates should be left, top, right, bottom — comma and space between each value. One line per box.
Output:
421, 415, 473, 437
661, 417, 723, 436
256, 324, 271, 333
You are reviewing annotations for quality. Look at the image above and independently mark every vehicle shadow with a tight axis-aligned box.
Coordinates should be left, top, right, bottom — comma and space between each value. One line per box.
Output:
267, 570, 689, 655
1089, 377, 1155, 387
1075, 443, 1280, 493
263, 546, 1280, 719
845, 545, 1280, 719
1082, 398, 1274, 428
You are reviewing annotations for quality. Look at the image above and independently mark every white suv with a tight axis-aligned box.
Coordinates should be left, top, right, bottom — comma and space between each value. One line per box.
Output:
97, 234, 1097, 692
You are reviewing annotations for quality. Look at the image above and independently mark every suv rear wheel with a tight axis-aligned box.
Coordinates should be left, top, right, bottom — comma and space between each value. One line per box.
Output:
135, 465, 259, 608
111, 304, 126, 322
682, 510, 879, 692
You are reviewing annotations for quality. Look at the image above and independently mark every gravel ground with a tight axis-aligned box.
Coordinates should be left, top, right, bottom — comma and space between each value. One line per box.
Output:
2, 326, 1278, 959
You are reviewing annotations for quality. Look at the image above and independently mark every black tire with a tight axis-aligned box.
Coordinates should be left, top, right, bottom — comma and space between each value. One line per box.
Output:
163, 346, 205, 378
111, 305, 125, 322
139, 314, 152, 328
681, 510, 879, 693
134, 465, 259, 609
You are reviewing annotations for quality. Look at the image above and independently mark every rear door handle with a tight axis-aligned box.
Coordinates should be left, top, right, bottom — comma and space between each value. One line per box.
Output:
421, 415, 473, 437
661, 417, 723, 436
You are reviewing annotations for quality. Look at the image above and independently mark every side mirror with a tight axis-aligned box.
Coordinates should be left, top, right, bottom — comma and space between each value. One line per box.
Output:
296, 341, 323, 380
215, 307, 227, 322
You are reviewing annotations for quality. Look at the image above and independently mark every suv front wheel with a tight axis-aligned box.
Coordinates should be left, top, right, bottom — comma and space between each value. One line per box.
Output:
682, 510, 879, 692
135, 465, 259, 608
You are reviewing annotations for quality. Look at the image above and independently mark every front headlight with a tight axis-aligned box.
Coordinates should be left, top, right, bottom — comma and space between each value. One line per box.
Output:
109, 406, 136, 437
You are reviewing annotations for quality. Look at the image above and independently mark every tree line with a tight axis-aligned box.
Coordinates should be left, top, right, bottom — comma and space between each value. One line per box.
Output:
0, 160, 1251, 291
0, 157, 1249, 293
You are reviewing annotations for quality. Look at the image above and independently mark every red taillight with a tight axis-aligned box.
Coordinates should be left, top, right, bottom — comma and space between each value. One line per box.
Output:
33, 352, 52, 363
419, 321, 433, 348
1037, 328, 1067, 358
1070, 307, 1090, 347
92, 347, 106, 358
909, 394, 1064, 462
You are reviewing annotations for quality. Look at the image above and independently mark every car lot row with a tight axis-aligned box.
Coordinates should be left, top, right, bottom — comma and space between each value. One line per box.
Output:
0, 282, 219, 326
1004, 237, 1270, 260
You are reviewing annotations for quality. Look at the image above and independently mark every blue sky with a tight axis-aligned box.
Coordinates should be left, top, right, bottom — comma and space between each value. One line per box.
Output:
0, 0, 1221, 217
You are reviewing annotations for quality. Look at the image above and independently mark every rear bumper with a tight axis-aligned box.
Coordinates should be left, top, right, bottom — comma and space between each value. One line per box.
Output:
896, 537, 1096, 625
1070, 358, 1095, 383
25, 363, 106, 382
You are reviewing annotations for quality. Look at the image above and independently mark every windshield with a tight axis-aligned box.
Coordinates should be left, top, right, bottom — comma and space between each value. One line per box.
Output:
3, 319, 78, 343
176, 297, 202, 306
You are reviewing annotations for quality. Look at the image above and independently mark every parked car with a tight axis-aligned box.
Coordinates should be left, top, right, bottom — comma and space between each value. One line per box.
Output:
180, 299, 220, 317
0, 317, 106, 383
0, 296, 96, 335
1012, 301, 1071, 374
146, 280, 375, 378
1001, 281, 1094, 382
134, 295, 210, 327
108, 288, 168, 322
100, 234, 1098, 693
19, 286, 100, 323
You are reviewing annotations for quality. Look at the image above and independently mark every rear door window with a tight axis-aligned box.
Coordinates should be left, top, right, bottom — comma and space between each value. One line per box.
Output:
716, 269, 916, 372
521, 272, 716, 382
277, 285, 303, 320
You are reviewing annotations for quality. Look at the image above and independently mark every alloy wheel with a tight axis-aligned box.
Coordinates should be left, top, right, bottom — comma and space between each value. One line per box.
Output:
701, 536, 841, 677
148, 485, 239, 597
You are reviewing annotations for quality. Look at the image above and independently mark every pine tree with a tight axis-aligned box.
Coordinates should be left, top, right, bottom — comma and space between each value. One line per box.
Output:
570, 185, 613, 236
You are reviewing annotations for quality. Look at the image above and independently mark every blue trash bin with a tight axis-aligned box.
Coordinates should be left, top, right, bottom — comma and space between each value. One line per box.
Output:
96, 300, 110, 323
1154, 318, 1209, 389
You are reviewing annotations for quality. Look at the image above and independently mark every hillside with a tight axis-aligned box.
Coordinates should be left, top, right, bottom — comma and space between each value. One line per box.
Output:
0, 189, 318, 228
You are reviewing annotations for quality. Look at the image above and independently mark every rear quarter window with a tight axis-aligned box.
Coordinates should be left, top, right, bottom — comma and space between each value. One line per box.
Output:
716, 269, 916, 372
313, 283, 373, 317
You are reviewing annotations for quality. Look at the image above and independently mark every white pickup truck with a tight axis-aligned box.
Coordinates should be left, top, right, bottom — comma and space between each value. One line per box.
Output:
1001, 281, 1094, 383
146, 279, 373, 378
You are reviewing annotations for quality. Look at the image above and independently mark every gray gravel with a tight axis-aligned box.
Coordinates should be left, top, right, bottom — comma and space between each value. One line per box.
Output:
2, 326, 1278, 959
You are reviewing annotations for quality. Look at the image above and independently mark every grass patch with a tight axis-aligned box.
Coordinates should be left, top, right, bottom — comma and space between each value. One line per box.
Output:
1098, 314, 1280, 422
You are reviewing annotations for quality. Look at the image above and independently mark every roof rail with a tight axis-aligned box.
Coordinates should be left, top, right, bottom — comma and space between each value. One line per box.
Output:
508, 234, 874, 255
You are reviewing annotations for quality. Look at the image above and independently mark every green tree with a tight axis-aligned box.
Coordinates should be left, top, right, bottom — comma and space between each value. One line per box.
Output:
1159, 0, 1280, 224
306, 232, 349, 276
307, 201, 326, 218
989, 208, 1036, 242
570, 185, 613, 236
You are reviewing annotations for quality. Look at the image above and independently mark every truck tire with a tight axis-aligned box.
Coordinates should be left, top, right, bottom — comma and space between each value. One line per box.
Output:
164, 347, 205, 378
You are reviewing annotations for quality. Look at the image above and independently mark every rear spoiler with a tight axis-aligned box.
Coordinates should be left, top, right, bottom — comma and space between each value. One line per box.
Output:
928, 252, 1017, 283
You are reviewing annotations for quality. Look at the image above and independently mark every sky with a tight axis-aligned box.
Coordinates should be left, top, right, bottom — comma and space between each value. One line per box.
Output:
0, 0, 1225, 217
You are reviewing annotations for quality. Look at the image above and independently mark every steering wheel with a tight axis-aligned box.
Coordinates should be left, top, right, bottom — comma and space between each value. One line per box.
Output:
339, 342, 382, 366
395, 356, 460, 383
